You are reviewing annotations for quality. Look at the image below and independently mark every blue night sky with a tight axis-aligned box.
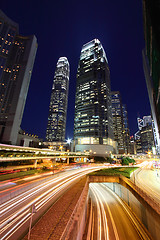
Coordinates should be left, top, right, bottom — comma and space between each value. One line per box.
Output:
1, 0, 151, 140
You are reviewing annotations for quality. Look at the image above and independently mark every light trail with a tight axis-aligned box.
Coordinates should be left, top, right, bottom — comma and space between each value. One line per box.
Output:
131, 167, 160, 204
102, 184, 150, 240
0, 166, 103, 240
88, 183, 151, 240
1, 172, 86, 239
90, 184, 109, 240
1, 167, 98, 215
93, 184, 119, 240
1, 171, 77, 215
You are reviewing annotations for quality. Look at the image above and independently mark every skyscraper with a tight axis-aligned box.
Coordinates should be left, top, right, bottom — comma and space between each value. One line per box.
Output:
122, 104, 131, 153
74, 39, 115, 155
135, 115, 155, 154
142, 0, 160, 153
0, 10, 37, 145
111, 91, 126, 154
46, 57, 69, 142
141, 123, 154, 154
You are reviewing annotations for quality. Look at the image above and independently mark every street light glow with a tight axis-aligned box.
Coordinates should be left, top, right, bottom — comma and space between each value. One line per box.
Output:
66, 138, 72, 144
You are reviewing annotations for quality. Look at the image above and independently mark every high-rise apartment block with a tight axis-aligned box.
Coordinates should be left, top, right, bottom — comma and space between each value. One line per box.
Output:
0, 10, 37, 145
74, 39, 115, 155
142, 0, 160, 153
46, 57, 69, 142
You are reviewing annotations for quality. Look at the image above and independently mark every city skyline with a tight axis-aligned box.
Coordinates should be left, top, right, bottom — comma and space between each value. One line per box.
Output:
1, 1, 151, 140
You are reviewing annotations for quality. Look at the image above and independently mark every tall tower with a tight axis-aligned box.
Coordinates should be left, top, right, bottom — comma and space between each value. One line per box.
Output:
74, 39, 114, 154
122, 104, 131, 153
0, 10, 37, 145
46, 57, 69, 142
111, 91, 125, 154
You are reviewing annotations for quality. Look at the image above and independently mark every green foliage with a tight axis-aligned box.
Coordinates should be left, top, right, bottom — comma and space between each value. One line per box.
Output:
121, 157, 135, 165
121, 158, 129, 165
0, 168, 51, 181
0, 150, 47, 158
89, 167, 138, 178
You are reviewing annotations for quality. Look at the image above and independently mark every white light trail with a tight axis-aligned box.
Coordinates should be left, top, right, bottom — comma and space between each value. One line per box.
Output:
0, 167, 102, 240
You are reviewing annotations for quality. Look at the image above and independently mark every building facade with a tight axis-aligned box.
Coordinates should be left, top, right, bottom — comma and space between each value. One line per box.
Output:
46, 57, 69, 142
74, 39, 115, 155
141, 123, 154, 153
122, 104, 131, 153
137, 115, 152, 131
130, 135, 136, 155
0, 10, 37, 145
142, 0, 160, 153
135, 115, 155, 154
111, 91, 126, 154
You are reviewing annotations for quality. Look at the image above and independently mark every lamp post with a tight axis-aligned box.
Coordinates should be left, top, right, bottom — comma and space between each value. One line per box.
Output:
66, 138, 72, 151
59, 145, 63, 151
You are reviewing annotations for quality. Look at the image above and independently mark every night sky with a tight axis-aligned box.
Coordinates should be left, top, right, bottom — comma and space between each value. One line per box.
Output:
1, 0, 151, 140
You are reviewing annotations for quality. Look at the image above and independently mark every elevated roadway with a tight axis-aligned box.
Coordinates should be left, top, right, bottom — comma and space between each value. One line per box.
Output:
131, 163, 160, 204
0, 143, 89, 163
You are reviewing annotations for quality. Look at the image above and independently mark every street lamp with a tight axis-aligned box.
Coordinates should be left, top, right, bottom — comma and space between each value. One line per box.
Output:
66, 138, 72, 151
59, 145, 63, 152
66, 138, 72, 144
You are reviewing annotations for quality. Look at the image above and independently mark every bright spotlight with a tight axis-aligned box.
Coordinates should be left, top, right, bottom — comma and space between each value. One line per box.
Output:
66, 138, 72, 144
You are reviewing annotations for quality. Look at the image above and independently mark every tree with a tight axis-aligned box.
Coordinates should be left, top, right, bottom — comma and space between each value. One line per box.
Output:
121, 158, 129, 165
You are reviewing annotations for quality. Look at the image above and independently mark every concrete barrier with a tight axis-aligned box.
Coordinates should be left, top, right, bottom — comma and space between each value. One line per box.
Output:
60, 179, 89, 240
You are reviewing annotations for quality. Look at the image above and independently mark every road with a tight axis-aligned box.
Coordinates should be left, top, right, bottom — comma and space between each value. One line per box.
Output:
131, 161, 160, 203
85, 183, 151, 240
0, 166, 103, 240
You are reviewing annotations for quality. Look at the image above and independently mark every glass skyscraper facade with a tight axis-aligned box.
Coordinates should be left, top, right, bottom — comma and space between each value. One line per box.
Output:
74, 39, 114, 150
0, 10, 37, 145
122, 104, 130, 153
111, 91, 125, 154
46, 57, 69, 142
